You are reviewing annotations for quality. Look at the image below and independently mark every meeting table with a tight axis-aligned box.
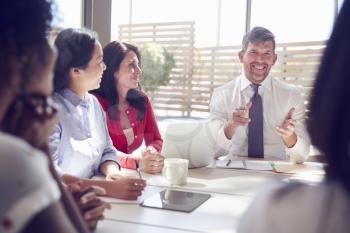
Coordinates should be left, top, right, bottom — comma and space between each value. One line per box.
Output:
96, 161, 324, 233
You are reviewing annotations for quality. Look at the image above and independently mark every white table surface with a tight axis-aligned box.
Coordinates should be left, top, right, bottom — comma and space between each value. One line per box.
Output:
97, 166, 324, 233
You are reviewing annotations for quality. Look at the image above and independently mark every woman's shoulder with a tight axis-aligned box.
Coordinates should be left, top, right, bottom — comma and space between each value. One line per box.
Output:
238, 182, 332, 233
91, 93, 109, 111
0, 132, 51, 174
137, 90, 151, 106
52, 92, 71, 113
256, 182, 329, 213
0, 132, 36, 160
52, 92, 65, 105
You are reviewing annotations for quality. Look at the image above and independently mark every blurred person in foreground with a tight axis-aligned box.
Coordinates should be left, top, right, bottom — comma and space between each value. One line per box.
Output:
0, 0, 109, 232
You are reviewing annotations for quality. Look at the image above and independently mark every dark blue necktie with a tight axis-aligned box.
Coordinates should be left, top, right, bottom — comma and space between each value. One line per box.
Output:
248, 84, 264, 158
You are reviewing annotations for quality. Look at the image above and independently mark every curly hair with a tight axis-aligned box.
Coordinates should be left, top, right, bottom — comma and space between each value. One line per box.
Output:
0, 0, 54, 89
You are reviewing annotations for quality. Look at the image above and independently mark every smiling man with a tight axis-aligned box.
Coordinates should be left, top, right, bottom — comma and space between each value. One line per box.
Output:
210, 27, 310, 163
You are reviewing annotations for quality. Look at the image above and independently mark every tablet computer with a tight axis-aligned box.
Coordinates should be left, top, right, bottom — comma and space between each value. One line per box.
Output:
140, 189, 210, 213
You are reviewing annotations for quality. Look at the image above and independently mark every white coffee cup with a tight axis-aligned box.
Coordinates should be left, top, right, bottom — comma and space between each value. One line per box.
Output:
163, 158, 189, 185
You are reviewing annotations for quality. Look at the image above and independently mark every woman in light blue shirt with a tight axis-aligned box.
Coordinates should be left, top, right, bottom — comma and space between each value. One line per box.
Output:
49, 28, 145, 200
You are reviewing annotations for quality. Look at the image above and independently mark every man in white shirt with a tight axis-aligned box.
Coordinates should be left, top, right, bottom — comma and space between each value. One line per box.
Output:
210, 27, 310, 163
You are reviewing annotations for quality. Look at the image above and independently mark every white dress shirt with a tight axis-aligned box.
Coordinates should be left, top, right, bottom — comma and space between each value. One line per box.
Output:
209, 74, 310, 162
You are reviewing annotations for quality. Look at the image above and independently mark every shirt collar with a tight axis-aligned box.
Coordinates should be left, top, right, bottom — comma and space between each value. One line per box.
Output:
239, 72, 272, 92
60, 88, 89, 108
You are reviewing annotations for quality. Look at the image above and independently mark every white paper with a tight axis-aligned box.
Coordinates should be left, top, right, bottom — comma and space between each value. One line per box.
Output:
216, 159, 245, 169
244, 160, 273, 171
216, 159, 273, 171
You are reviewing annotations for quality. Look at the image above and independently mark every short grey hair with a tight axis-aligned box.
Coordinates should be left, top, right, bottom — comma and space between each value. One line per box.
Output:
241, 26, 276, 52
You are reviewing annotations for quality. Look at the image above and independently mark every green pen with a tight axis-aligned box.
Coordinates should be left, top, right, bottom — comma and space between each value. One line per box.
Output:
269, 161, 277, 172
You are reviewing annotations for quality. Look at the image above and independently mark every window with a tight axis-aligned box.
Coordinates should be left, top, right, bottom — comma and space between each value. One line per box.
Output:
112, 0, 336, 46
111, 0, 246, 47
52, 0, 82, 28
251, 0, 335, 42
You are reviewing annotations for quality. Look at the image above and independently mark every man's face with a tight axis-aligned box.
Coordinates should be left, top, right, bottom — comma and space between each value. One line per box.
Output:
238, 41, 277, 84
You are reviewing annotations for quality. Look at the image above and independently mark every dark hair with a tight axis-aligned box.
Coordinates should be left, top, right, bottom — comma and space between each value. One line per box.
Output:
53, 28, 97, 92
0, 0, 53, 90
242, 26, 276, 52
307, 0, 350, 193
92, 41, 147, 121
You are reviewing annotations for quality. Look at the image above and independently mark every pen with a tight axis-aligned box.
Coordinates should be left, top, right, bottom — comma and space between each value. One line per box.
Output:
242, 160, 247, 169
135, 161, 142, 179
226, 159, 232, 167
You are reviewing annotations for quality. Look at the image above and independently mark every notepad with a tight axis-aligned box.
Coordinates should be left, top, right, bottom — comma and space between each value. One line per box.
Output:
216, 159, 273, 171
216, 159, 325, 175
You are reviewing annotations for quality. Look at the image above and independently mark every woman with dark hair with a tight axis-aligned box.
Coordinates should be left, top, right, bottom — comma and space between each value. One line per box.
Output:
238, 1, 350, 232
92, 41, 164, 174
49, 28, 145, 200
0, 1, 99, 232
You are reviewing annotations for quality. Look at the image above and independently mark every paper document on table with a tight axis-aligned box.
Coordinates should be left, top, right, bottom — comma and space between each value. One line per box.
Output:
245, 160, 273, 170
215, 159, 245, 169
216, 159, 325, 175
216, 159, 272, 171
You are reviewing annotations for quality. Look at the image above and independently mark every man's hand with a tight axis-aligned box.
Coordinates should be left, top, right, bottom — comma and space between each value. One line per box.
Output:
224, 101, 252, 139
276, 107, 297, 148
67, 181, 111, 231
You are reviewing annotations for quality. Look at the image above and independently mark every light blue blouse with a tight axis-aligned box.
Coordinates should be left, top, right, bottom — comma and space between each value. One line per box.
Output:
49, 88, 119, 178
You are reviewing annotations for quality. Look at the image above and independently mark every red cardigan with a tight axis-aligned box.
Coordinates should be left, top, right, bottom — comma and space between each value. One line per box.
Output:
96, 95, 163, 169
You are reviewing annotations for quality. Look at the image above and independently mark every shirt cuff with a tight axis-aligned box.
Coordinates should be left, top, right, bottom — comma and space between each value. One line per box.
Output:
97, 154, 121, 175
216, 127, 233, 151
100, 153, 120, 167
286, 136, 310, 163
147, 143, 162, 152
120, 155, 141, 170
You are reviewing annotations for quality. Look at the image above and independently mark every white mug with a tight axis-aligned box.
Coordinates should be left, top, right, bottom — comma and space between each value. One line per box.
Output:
163, 158, 189, 185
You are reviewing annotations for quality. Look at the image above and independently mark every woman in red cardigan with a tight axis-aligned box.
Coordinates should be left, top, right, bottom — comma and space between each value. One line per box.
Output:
92, 41, 164, 174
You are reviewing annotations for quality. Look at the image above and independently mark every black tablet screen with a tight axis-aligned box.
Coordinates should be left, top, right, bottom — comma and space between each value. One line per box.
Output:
140, 189, 210, 213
